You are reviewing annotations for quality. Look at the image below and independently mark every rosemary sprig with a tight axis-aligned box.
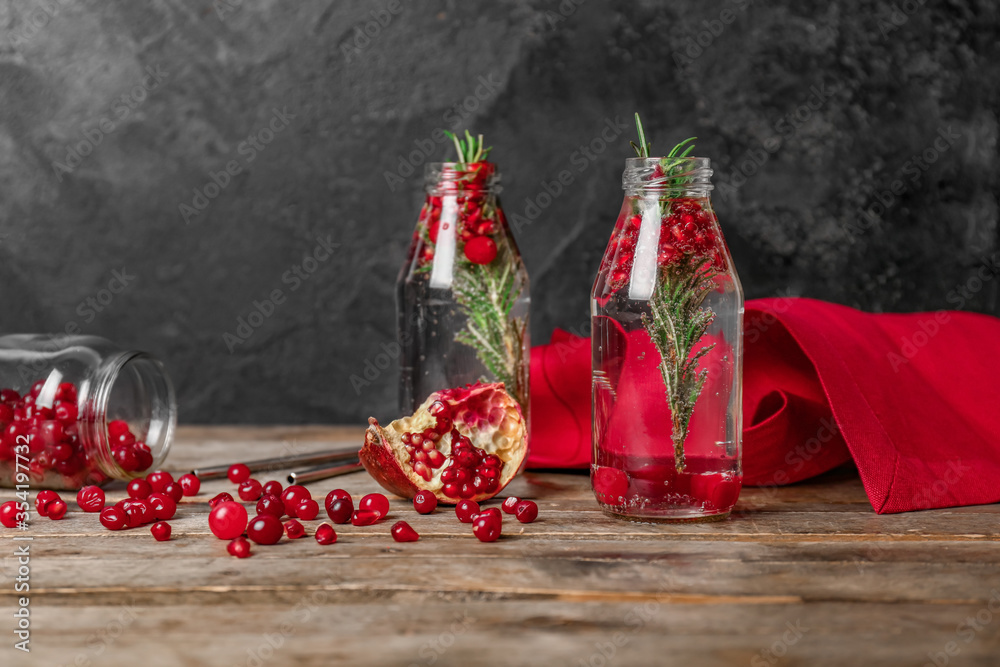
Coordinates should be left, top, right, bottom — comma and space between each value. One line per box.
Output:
443, 130, 493, 167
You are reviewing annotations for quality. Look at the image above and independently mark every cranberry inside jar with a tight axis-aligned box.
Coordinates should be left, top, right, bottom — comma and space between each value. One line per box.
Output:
0, 335, 177, 491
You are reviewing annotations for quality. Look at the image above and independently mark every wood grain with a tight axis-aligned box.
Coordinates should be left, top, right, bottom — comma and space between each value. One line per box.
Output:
1, 425, 999, 666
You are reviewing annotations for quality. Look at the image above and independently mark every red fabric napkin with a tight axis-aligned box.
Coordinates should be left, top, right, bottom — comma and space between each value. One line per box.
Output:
527, 297, 1000, 514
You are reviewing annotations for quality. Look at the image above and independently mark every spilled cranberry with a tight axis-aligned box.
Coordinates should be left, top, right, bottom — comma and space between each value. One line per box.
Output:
455, 499, 480, 523
150, 521, 171, 541
146, 470, 173, 492
501, 496, 521, 514
238, 479, 263, 502
472, 511, 501, 542
76, 486, 106, 512
147, 493, 177, 521
162, 482, 183, 503
315, 523, 337, 545
227, 536, 252, 558
515, 500, 538, 523
281, 485, 311, 518
45, 499, 67, 520
122, 499, 152, 527
256, 494, 285, 519
391, 521, 419, 542
36, 490, 60, 517
413, 490, 437, 514
351, 510, 380, 526
209, 501, 248, 540
262, 480, 283, 497
127, 478, 152, 500
227, 463, 251, 484
247, 514, 283, 545
99, 506, 126, 530
178, 473, 201, 496
359, 493, 389, 518
284, 519, 305, 539
0, 501, 22, 528
296, 498, 319, 521
327, 498, 353, 524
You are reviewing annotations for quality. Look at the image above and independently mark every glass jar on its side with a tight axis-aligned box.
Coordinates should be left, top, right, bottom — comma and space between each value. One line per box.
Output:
0, 335, 177, 490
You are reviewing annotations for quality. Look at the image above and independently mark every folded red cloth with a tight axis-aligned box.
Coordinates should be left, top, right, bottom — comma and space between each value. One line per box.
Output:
527, 297, 1000, 514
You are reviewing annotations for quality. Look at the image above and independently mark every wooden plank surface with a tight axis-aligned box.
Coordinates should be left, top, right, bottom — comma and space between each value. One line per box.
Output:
2, 425, 999, 666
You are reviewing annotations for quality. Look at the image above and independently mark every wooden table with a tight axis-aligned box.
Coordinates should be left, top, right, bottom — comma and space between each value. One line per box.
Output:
2, 426, 999, 666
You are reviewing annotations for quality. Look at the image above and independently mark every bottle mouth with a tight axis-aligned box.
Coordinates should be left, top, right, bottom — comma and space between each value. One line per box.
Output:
622, 157, 713, 195
424, 162, 501, 195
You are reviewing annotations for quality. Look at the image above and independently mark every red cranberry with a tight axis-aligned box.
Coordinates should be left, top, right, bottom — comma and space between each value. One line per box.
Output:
133, 442, 154, 471
36, 490, 60, 517
501, 496, 521, 514
113, 446, 140, 472
472, 512, 501, 542
281, 485, 312, 517
99, 506, 126, 530
283, 519, 305, 539
113, 430, 136, 448
315, 523, 337, 545
359, 493, 389, 519
127, 478, 151, 500
108, 419, 130, 439
150, 521, 171, 541
1, 500, 24, 528
296, 498, 319, 521
327, 498, 353, 524
256, 495, 285, 519
515, 500, 538, 523
227, 463, 251, 484
122, 499, 151, 527
209, 492, 234, 509
413, 490, 437, 514
238, 479, 263, 502
455, 499, 480, 523
162, 482, 183, 503
351, 510, 380, 526
76, 486, 106, 512
56, 382, 77, 402
54, 401, 77, 424
391, 521, 419, 543
45, 499, 67, 521
145, 470, 174, 492
147, 493, 177, 521
262, 480, 283, 497
247, 514, 284, 545
227, 536, 252, 558
178, 474, 201, 496
209, 501, 248, 540
0, 389, 20, 405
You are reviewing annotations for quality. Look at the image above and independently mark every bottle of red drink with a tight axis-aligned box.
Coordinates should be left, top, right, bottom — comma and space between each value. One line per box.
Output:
397, 132, 530, 425
591, 117, 744, 522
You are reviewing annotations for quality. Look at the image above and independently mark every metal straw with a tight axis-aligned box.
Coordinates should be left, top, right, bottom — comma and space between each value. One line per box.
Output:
287, 459, 363, 485
191, 447, 359, 480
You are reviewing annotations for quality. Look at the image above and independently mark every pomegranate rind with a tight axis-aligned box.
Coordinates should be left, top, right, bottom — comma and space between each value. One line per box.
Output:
360, 383, 527, 504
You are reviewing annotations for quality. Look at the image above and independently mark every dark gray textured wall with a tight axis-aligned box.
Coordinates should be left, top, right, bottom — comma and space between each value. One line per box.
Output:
0, 0, 997, 424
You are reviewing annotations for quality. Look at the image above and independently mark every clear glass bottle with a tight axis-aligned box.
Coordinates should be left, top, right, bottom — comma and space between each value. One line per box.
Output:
398, 161, 530, 424
0, 335, 177, 490
591, 156, 744, 522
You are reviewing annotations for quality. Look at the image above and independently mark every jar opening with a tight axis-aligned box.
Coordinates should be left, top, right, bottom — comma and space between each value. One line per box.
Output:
622, 157, 713, 196
424, 162, 501, 195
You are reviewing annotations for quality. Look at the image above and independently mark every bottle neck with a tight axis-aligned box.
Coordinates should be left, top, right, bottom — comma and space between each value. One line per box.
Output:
622, 156, 713, 198
424, 162, 501, 197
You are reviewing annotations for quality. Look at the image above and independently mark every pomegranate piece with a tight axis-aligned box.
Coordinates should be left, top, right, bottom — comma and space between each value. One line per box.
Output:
209, 501, 248, 540
238, 479, 263, 502
227, 536, 252, 558
472, 512, 501, 542
283, 519, 305, 539
127, 478, 152, 500
76, 486, 106, 512
327, 498, 353, 524
145, 470, 174, 492
413, 490, 437, 514
147, 493, 177, 521
351, 509, 380, 526
514, 500, 538, 523
99, 506, 127, 530
262, 480, 283, 497
247, 514, 284, 545
256, 495, 285, 519
150, 521, 171, 541
296, 498, 320, 521
209, 492, 234, 509
501, 496, 521, 514
315, 523, 337, 545
178, 474, 201, 496
227, 463, 251, 484
36, 490, 60, 517
359, 493, 389, 519
391, 520, 419, 542
455, 499, 480, 523
46, 498, 68, 520
359, 383, 527, 505
281, 485, 311, 518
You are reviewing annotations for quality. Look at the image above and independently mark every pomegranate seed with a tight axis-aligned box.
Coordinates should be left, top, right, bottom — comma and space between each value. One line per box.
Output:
359, 493, 389, 518
472, 513, 501, 542
208, 501, 248, 540
227, 536, 252, 558
515, 500, 538, 523
327, 498, 353, 524
351, 510, 380, 526
145, 470, 174, 492
262, 480, 283, 497
36, 490, 60, 517
209, 492, 234, 508
76, 486, 106, 512
315, 523, 337, 545
296, 498, 319, 521
113, 430, 136, 448
122, 499, 151, 527
44, 498, 67, 520
1, 501, 24, 528
281, 485, 311, 517
391, 521, 419, 542
113, 445, 139, 472
325, 489, 351, 513
133, 442, 154, 471
256, 494, 285, 519
150, 521, 171, 541
227, 463, 251, 484
147, 493, 177, 521
413, 490, 437, 514
127, 478, 151, 500
99, 506, 126, 530
455, 500, 480, 523
283, 519, 305, 539
238, 479, 263, 502
162, 482, 183, 503
476, 507, 502, 523
247, 514, 283, 545
176, 474, 200, 496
